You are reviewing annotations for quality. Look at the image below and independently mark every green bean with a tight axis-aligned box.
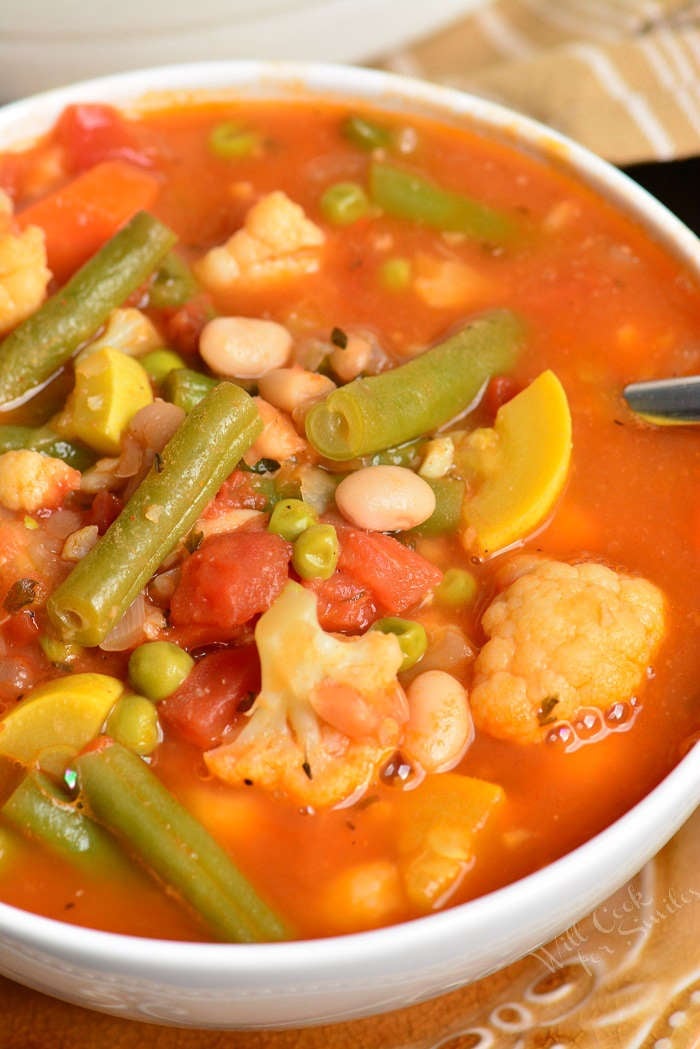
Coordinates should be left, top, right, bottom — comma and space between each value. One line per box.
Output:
47, 382, 262, 646
148, 251, 198, 309
410, 477, 465, 537
370, 161, 517, 243
76, 740, 289, 943
371, 617, 427, 672
128, 641, 194, 701
292, 523, 339, 580
0, 424, 95, 469
0, 211, 177, 407
2, 770, 134, 876
163, 367, 218, 413
305, 310, 523, 461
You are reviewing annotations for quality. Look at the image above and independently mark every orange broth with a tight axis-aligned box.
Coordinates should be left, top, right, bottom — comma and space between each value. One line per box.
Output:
0, 97, 698, 941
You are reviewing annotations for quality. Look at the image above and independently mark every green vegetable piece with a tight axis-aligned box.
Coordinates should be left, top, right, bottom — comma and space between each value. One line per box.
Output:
47, 382, 263, 646
379, 256, 411, 291
320, 182, 370, 226
0, 673, 124, 776
268, 498, 318, 542
68, 346, 153, 455
2, 770, 134, 875
0, 424, 95, 470
128, 641, 194, 702
209, 122, 261, 159
370, 161, 517, 243
342, 115, 393, 152
105, 693, 160, 755
39, 635, 83, 666
436, 567, 478, 608
411, 476, 465, 536
76, 740, 289, 942
292, 523, 339, 580
305, 310, 524, 461
371, 617, 427, 672
163, 367, 218, 413
0, 211, 177, 407
140, 349, 186, 385
149, 251, 199, 309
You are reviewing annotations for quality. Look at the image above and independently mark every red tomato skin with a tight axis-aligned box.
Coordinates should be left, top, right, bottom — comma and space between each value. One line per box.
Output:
83, 490, 123, 535
303, 571, 378, 633
54, 104, 151, 172
337, 528, 442, 615
169, 531, 292, 630
159, 645, 260, 749
204, 470, 269, 515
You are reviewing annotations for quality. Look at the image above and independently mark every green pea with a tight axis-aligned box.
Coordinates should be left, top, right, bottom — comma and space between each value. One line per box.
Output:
320, 182, 370, 226
342, 115, 393, 152
371, 617, 427, 672
379, 257, 411, 291
209, 122, 260, 159
268, 498, 318, 542
140, 349, 186, 385
106, 693, 160, 756
292, 523, 339, 580
436, 568, 478, 608
128, 641, 194, 701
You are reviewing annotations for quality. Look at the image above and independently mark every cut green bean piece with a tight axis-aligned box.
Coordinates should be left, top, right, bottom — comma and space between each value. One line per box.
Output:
410, 477, 465, 537
342, 115, 393, 151
163, 367, 218, 413
47, 382, 262, 646
0, 424, 95, 469
76, 740, 289, 943
2, 770, 134, 875
306, 310, 523, 461
0, 211, 177, 407
370, 161, 517, 243
148, 251, 199, 309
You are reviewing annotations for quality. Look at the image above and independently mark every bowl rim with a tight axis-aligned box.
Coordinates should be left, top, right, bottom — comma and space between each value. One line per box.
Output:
1, 58, 699, 980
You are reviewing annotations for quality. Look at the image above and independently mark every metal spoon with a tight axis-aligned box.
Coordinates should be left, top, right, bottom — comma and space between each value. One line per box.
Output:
623, 375, 700, 425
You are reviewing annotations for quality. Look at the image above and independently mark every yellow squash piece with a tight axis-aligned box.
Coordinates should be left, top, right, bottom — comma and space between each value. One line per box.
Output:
395, 773, 504, 910
0, 673, 124, 776
66, 346, 153, 455
458, 369, 572, 557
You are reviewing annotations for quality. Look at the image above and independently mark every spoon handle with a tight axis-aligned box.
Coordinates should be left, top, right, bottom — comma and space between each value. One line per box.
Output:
623, 375, 700, 424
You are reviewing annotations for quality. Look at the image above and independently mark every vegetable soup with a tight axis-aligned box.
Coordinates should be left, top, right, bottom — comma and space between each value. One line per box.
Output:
0, 96, 698, 942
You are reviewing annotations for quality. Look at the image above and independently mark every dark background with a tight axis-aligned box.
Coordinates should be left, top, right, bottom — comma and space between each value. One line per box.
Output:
624, 157, 700, 234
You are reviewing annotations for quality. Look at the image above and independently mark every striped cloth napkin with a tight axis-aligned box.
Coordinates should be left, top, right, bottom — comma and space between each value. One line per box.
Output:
378, 0, 700, 165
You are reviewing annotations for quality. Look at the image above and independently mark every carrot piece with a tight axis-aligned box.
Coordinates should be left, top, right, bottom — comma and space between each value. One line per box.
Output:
17, 160, 160, 282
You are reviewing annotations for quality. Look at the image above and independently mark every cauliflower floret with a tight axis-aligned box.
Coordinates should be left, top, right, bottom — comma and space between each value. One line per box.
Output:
195, 191, 324, 291
0, 193, 52, 334
0, 450, 81, 513
470, 556, 666, 744
204, 580, 407, 807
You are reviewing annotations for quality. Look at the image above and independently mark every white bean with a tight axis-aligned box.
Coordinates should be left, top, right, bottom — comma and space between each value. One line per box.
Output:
403, 670, 474, 773
335, 465, 435, 532
329, 333, 372, 382
258, 366, 335, 415
199, 316, 292, 379
245, 397, 307, 462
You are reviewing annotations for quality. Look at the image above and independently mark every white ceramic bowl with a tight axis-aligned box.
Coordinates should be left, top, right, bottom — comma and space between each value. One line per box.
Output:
0, 62, 699, 1031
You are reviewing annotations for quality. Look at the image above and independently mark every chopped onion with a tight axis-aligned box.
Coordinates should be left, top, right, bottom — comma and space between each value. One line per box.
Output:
99, 593, 165, 651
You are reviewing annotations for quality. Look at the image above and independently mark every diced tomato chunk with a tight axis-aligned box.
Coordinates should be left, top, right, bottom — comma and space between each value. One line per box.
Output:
54, 104, 151, 173
338, 528, 442, 615
304, 570, 377, 633
159, 644, 260, 749
483, 374, 522, 419
83, 490, 123, 534
169, 531, 292, 630
204, 470, 269, 515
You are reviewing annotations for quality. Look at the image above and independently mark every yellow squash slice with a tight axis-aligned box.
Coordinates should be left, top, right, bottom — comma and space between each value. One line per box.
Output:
458, 369, 572, 557
0, 673, 124, 776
